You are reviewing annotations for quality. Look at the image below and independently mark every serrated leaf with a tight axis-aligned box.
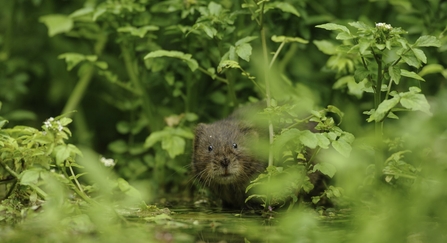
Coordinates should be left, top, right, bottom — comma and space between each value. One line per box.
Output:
389, 66, 401, 84
354, 66, 370, 82
367, 96, 400, 122
58, 53, 87, 71
414, 35, 441, 47
412, 48, 426, 64
313, 40, 337, 55
39, 14, 73, 37
235, 43, 252, 62
55, 144, 71, 166
336, 32, 353, 40
235, 36, 258, 46
265, 2, 300, 17
399, 89, 432, 115
161, 135, 186, 158
299, 130, 318, 149
144, 50, 198, 71
313, 163, 336, 178
401, 52, 421, 68
316, 23, 350, 34
315, 133, 330, 149
401, 70, 425, 81
348, 21, 371, 31
275, 128, 301, 151
332, 139, 351, 157
144, 130, 169, 148
19, 170, 40, 185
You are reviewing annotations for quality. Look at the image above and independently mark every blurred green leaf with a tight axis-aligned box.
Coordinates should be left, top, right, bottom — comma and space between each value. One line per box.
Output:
144, 50, 198, 71
401, 70, 425, 81
313, 163, 336, 178
39, 14, 73, 37
414, 35, 441, 47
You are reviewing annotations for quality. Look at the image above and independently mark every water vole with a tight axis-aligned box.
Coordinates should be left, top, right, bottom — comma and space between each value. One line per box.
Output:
191, 116, 266, 209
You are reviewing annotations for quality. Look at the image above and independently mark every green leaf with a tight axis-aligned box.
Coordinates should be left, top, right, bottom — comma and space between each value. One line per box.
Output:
401, 52, 421, 68
144, 50, 198, 71
367, 96, 400, 122
315, 133, 330, 149
271, 35, 308, 44
313, 40, 337, 55
418, 64, 445, 77
265, 2, 300, 17
217, 60, 241, 73
399, 87, 432, 115
208, 1, 222, 15
313, 163, 336, 178
327, 105, 344, 124
19, 170, 41, 185
299, 130, 318, 149
117, 178, 144, 200
58, 53, 88, 71
389, 66, 401, 84
144, 130, 169, 148
414, 35, 441, 47
316, 23, 350, 34
235, 36, 258, 46
235, 43, 252, 62
39, 14, 73, 37
54, 144, 71, 166
349, 21, 371, 31
161, 135, 186, 158
275, 128, 301, 150
401, 70, 425, 81
117, 25, 159, 38
412, 48, 426, 64
332, 139, 351, 157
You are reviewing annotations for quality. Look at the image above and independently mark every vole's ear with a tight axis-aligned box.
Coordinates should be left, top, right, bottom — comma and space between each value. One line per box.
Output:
194, 123, 208, 138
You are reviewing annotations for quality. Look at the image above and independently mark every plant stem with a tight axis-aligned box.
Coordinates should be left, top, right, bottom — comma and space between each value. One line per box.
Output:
269, 41, 285, 69
372, 49, 384, 174
120, 40, 160, 131
0, 163, 47, 200
62, 33, 108, 116
197, 66, 228, 84
260, 5, 274, 168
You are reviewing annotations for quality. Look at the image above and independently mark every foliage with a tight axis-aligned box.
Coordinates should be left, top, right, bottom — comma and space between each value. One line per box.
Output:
1, 0, 447, 242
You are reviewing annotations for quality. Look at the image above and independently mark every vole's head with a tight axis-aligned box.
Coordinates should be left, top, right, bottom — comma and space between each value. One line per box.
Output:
192, 119, 263, 186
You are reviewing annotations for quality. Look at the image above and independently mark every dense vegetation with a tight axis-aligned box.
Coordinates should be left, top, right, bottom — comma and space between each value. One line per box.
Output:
1, 0, 446, 242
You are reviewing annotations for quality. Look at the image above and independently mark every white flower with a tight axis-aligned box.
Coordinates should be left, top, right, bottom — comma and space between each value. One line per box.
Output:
376, 22, 392, 30
44, 117, 54, 128
56, 121, 63, 131
100, 157, 116, 167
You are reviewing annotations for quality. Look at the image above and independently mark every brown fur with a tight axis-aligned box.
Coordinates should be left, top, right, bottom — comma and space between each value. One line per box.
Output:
191, 118, 266, 208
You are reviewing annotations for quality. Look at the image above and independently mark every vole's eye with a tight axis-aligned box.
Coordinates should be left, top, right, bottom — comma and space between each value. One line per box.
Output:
232, 143, 238, 149
208, 145, 213, 152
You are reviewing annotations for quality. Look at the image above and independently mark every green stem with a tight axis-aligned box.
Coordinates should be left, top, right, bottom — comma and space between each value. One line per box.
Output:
120, 41, 160, 131
0, 0, 14, 61
260, 8, 274, 168
198, 66, 228, 84
225, 70, 238, 107
60, 161, 95, 205
269, 41, 286, 69
0, 163, 47, 200
62, 34, 108, 116
372, 49, 384, 174
68, 163, 84, 193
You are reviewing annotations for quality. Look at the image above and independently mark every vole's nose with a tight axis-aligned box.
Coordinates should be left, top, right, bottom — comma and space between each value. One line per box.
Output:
220, 158, 230, 167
